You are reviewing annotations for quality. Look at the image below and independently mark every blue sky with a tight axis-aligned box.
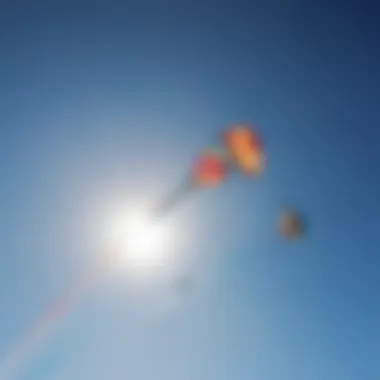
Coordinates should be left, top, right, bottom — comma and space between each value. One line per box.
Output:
0, 0, 378, 379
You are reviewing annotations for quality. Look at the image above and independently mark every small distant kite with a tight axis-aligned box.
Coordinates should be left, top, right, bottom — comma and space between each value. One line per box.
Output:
279, 209, 307, 240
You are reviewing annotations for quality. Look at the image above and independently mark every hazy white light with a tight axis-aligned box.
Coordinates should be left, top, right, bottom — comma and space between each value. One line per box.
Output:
105, 204, 182, 282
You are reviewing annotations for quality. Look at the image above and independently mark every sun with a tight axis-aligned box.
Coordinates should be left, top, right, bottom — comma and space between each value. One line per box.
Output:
104, 203, 184, 282
119, 214, 173, 268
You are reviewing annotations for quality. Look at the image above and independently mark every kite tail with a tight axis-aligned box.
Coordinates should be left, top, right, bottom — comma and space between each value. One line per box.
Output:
0, 249, 114, 379
154, 180, 196, 218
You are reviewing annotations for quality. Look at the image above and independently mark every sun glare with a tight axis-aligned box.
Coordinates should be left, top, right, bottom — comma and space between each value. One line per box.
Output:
105, 204, 182, 282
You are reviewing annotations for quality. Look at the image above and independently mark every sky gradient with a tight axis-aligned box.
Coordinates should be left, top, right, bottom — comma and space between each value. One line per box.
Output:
0, 1, 379, 379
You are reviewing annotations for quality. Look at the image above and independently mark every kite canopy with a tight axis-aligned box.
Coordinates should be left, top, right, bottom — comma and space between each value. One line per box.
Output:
223, 124, 265, 176
279, 209, 306, 240
154, 148, 228, 217
191, 148, 228, 187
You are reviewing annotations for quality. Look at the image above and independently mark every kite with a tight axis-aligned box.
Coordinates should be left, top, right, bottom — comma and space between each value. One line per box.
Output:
223, 124, 265, 176
279, 208, 307, 240
0, 122, 266, 378
155, 123, 265, 217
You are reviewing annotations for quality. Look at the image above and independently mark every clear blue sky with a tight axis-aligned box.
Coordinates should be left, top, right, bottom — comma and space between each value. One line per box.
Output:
0, 0, 378, 379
